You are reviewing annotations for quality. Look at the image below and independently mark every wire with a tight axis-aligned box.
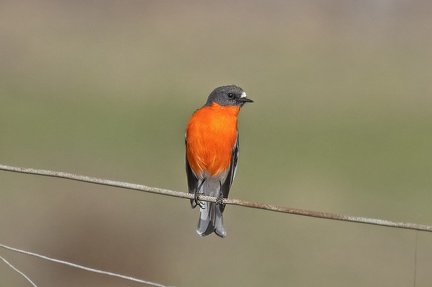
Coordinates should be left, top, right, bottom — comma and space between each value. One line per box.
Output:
0, 254, 38, 287
1, 163, 431, 233
0, 244, 172, 287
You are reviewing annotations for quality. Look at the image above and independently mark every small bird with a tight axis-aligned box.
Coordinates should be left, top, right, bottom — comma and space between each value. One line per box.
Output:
185, 85, 253, 237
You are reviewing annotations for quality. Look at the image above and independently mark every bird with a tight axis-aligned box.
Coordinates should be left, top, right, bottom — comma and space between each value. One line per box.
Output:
185, 85, 253, 237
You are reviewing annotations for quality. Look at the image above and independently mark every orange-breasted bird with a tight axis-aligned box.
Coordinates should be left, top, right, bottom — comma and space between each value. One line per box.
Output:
185, 85, 253, 237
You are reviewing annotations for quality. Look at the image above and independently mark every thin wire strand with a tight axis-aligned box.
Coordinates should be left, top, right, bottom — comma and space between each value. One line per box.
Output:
413, 231, 418, 287
0, 244, 172, 287
0, 254, 38, 287
1, 163, 432, 233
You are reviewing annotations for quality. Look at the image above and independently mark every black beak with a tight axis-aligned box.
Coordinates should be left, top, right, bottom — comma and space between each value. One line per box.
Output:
238, 97, 254, 103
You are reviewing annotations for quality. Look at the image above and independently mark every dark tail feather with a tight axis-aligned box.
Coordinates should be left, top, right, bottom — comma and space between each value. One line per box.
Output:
197, 202, 226, 238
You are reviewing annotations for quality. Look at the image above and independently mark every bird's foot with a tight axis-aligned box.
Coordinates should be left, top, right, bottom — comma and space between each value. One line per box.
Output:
215, 196, 225, 206
193, 191, 206, 209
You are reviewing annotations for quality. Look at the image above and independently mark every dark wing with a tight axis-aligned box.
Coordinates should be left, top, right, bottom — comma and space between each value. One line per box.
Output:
185, 135, 199, 208
219, 131, 239, 212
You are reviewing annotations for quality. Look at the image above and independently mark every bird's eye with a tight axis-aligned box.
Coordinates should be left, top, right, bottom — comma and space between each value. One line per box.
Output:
227, 93, 234, 98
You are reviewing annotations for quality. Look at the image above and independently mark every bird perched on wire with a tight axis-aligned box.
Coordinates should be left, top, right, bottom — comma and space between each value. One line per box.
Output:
185, 85, 253, 237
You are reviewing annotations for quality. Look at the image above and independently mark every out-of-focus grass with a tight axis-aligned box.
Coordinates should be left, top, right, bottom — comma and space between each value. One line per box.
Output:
1, 1, 432, 286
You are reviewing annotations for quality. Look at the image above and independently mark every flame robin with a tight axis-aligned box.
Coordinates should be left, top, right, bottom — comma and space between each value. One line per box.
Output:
185, 85, 253, 237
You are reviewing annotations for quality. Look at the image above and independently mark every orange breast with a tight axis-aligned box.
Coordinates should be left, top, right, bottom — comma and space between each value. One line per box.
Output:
186, 102, 239, 176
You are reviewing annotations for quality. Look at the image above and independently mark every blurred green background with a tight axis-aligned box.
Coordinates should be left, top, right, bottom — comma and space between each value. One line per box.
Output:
1, 1, 432, 286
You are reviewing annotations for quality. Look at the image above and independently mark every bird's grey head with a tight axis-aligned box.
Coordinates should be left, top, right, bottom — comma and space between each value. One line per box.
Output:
205, 85, 253, 107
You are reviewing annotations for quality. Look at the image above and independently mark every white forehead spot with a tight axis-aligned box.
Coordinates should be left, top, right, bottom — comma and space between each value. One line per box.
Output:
240, 92, 247, 98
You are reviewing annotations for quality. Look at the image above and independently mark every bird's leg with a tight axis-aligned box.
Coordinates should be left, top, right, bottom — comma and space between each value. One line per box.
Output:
193, 178, 206, 209
215, 181, 226, 207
